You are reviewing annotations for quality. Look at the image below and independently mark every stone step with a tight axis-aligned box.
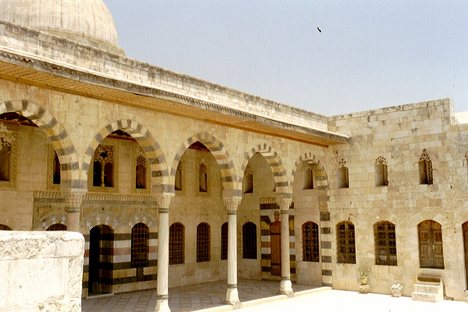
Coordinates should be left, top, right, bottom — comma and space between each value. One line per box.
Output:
413, 283, 442, 294
411, 291, 443, 302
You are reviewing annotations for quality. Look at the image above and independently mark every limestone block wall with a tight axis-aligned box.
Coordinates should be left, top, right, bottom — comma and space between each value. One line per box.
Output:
0, 231, 84, 311
327, 99, 468, 300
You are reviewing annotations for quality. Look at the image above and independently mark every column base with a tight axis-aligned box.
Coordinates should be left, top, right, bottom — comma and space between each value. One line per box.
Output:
225, 285, 241, 308
155, 296, 170, 312
280, 279, 294, 297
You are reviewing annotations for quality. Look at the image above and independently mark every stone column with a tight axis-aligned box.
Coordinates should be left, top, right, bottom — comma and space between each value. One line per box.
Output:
277, 196, 293, 296
64, 190, 85, 232
224, 197, 241, 307
155, 194, 174, 312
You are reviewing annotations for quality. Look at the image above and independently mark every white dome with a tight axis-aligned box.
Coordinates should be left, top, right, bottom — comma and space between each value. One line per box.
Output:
0, 0, 122, 54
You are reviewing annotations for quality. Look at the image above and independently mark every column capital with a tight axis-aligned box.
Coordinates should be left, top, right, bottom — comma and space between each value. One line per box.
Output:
223, 196, 242, 214
276, 194, 292, 211
64, 189, 86, 213
154, 193, 174, 211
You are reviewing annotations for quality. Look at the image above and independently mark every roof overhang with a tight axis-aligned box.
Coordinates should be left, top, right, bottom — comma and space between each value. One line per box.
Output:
0, 47, 349, 147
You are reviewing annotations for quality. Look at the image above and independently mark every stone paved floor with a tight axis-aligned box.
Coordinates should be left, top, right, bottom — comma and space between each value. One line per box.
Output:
82, 279, 317, 312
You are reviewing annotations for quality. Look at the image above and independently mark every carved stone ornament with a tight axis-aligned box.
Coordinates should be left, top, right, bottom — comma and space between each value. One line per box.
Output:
276, 196, 293, 211
224, 196, 242, 213
155, 194, 174, 210
64, 190, 86, 213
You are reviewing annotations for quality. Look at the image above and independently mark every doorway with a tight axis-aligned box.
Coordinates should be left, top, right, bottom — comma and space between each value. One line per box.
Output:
88, 225, 114, 295
418, 220, 444, 269
270, 211, 281, 276
463, 222, 468, 288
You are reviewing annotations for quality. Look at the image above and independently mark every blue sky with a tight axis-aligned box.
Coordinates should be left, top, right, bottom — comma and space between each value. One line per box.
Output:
106, 1, 468, 116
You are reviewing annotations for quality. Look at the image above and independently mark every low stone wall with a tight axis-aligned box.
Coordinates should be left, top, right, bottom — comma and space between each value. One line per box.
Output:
0, 231, 84, 312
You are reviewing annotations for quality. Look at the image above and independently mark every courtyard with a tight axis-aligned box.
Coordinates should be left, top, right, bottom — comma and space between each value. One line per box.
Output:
82, 279, 468, 312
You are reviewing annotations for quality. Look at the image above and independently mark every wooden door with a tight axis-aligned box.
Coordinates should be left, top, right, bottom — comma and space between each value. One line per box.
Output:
270, 220, 281, 276
418, 220, 444, 269
463, 222, 468, 288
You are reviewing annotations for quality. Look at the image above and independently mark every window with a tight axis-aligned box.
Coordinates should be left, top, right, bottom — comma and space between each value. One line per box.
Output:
93, 144, 114, 187
419, 149, 433, 185
303, 165, 314, 190
375, 157, 388, 186
242, 222, 257, 259
196, 222, 210, 262
52, 152, 61, 185
374, 221, 396, 265
221, 222, 228, 260
135, 155, 147, 189
199, 163, 208, 192
337, 159, 349, 188
337, 221, 355, 263
0, 137, 11, 182
243, 166, 253, 193
175, 163, 182, 191
302, 222, 319, 262
0, 224, 11, 230
47, 223, 67, 231
131, 223, 149, 268
169, 223, 184, 265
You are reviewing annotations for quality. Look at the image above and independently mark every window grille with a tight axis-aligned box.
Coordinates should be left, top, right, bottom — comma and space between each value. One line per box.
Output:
302, 222, 319, 262
197, 222, 210, 262
169, 223, 184, 265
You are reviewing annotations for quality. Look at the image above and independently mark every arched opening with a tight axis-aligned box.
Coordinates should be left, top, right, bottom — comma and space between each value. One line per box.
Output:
131, 223, 149, 281
88, 225, 114, 295
374, 221, 396, 265
463, 222, 468, 288
302, 222, 319, 262
418, 220, 444, 269
0, 224, 12, 230
169, 222, 185, 265
242, 222, 257, 259
196, 222, 210, 262
221, 222, 228, 260
270, 210, 282, 276
46, 223, 67, 231
336, 221, 356, 264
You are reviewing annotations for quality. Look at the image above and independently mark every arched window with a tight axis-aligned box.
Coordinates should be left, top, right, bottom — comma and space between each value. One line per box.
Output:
419, 149, 433, 185
303, 163, 314, 190
175, 163, 182, 191
169, 223, 184, 265
243, 166, 253, 193
302, 222, 319, 262
418, 220, 444, 269
336, 221, 355, 263
337, 159, 349, 189
242, 222, 257, 259
131, 223, 149, 268
47, 223, 67, 231
221, 222, 228, 260
0, 224, 11, 230
52, 152, 61, 185
197, 222, 210, 262
199, 163, 208, 192
135, 155, 147, 189
374, 221, 396, 265
93, 144, 114, 187
0, 136, 11, 182
375, 156, 388, 186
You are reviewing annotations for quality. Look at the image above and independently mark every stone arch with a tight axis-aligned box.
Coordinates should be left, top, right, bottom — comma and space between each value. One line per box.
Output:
83, 212, 120, 231
291, 152, 329, 190
171, 132, 238, 196
34, 213, 67, 230
0, 99, 80, 189
83, 119, 169, 193
241, 143, 289, 195
127, 210, 157, 229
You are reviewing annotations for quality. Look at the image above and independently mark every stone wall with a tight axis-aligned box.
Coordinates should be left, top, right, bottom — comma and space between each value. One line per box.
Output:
0, 231, 84, 311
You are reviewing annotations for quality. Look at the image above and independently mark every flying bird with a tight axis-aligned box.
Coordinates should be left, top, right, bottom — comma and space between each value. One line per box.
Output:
317, 27, 322, 33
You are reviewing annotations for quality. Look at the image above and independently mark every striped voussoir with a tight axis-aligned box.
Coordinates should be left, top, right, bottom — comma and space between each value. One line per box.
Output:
83, 119, 169, 192
291, 152, 329, 190
0, 99, 81, 189
171, 132, 238, 195
241, 143, 290, 195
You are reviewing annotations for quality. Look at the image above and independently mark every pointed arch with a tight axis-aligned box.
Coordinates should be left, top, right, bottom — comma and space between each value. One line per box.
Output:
83, 119, 169, 193
241, 143, 289, 196
0, 99, 80, 189
291, 152, 329, 191
171, 132, 238, 196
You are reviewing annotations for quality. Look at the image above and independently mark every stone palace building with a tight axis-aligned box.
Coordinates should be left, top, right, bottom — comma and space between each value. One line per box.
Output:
0, 0, 467, 310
